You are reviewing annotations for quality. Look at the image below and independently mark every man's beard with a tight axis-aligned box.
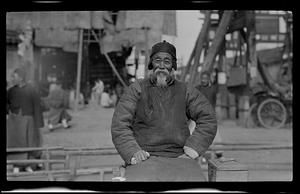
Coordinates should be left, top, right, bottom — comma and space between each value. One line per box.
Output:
154, 69, 170, 87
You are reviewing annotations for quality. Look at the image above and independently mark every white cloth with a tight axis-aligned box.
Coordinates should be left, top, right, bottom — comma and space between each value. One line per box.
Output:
183, 146, 199, 159
93, 80, 104, 94
100, 92, 113, 107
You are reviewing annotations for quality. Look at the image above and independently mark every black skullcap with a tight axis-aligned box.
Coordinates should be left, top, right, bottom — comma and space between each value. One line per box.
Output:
148, 40, 177, 70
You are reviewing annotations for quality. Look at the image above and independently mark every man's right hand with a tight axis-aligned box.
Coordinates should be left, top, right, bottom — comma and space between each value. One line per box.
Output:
131, 150, 150, 164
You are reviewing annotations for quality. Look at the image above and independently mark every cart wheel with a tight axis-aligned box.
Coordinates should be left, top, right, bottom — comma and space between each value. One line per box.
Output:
257, 98, 287, 129
245, 103, 259, 128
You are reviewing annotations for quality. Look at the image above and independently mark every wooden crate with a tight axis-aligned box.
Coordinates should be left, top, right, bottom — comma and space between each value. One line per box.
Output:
208, 158, 248, 182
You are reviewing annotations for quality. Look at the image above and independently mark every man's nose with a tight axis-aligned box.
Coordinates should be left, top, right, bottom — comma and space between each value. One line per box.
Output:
158, 63, 165, 69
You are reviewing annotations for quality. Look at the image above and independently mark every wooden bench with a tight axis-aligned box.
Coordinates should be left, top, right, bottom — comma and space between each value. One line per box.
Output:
7, 146, 68, 181
7, 147, 122, 181
7, 146, 249, 181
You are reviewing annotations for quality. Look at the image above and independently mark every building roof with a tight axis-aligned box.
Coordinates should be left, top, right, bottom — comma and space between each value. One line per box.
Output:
6, 29, 21, 44
6, 11, 177, 53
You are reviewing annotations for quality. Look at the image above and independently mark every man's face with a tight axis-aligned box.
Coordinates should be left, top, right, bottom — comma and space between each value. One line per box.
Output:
11, 72, 23, 86
152, 52, 173, 86
201, 74, 210, 86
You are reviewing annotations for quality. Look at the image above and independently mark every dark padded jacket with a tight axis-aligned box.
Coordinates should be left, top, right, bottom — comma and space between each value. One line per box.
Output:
111, 77, 217, 164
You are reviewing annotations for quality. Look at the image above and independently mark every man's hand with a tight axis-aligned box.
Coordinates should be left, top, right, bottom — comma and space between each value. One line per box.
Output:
131, 150, 150, 164
178, 153, 193, 159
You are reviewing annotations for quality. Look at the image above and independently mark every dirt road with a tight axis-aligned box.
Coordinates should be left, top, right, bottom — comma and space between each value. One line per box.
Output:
41, 105, 293, 181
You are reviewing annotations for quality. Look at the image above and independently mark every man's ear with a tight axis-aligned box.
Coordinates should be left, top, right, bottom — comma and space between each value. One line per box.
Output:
169, 69, 175, 75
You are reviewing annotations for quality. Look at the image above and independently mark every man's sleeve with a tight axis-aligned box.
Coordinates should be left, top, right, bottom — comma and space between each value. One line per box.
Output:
185, 86, 217, 157
31, 85, 44, 129
111, 81, 142, 164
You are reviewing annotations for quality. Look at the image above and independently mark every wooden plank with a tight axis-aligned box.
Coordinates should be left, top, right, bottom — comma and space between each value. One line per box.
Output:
209, 145, 292, 151
76, 167, 114, 174
63, 147, 116, 151
208, 158, 249, 182
180, 45, 195, 82
7, 146, 63, 153
66, 150, 119, 156
7, 169, 71, 177
189, 10, 211, 86
202, 11, 234, 74
7, 159, 65, 164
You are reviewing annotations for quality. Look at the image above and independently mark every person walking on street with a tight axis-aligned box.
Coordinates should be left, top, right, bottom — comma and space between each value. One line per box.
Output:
44, 80, 72, 131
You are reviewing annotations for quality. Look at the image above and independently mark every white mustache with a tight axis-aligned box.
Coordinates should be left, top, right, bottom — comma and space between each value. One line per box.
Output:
155, 69, 169, 75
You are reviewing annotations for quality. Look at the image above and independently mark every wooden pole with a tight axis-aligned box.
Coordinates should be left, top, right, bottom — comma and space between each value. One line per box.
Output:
181, 11, 210, 82
75, 29, 84, 111
189, 10, 212, 86
180, 46, 195, 82
202, 10, 234, 74
143, 27, 150, 79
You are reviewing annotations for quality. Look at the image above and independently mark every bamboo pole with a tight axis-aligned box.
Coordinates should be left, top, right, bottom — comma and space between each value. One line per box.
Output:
75, 29, 84, 111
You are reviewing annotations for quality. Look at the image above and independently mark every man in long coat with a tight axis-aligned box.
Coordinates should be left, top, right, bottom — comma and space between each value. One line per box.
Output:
111, 41, 217, 181
7, 68, 44, 173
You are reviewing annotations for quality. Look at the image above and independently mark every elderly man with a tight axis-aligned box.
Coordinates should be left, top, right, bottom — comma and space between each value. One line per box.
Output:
111, 41, 217, 181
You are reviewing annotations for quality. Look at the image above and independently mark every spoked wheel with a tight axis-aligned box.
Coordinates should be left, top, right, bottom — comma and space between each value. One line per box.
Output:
245, 103, 259, 128
257, 98, 287, 129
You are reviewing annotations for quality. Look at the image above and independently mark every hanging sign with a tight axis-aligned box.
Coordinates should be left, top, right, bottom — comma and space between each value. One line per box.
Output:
218, 72, 227, 84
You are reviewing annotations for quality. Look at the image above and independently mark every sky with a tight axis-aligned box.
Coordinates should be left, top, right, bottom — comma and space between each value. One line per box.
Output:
175, 11, 204, 67
162, 10, 204, 68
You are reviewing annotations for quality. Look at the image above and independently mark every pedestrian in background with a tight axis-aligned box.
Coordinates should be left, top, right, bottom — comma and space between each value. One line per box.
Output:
7, 67, 44, 173
44, 80, 71, 131
195, 70, 223, 159
92, 78, 104, 106
100, 86, 115, 108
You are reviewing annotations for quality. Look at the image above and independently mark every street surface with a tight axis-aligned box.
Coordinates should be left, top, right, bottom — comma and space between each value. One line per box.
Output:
41, 105, 293, 181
